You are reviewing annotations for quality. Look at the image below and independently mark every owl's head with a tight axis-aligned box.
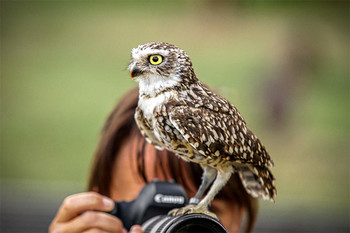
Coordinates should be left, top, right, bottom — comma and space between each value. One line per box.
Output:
128, 42, 195, 93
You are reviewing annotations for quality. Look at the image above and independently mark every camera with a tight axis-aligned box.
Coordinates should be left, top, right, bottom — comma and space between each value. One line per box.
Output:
106, 180, 228, 233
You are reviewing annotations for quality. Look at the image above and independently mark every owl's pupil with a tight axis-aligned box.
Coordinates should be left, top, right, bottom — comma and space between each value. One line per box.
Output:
152, 56, 159, 62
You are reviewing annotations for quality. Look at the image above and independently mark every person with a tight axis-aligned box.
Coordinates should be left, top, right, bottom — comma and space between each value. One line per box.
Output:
49, 87, 258, 233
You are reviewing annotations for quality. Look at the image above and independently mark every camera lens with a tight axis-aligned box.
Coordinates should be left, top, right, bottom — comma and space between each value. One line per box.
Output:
142, 214, 228, 233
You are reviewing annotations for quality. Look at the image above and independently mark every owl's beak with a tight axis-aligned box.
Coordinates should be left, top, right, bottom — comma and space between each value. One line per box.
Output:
129, 64, 142, 79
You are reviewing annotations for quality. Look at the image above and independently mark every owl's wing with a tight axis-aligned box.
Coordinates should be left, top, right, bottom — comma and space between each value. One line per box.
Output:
135, 107, 164, 150
168, 105, 273, 168
169, 105, 276, 200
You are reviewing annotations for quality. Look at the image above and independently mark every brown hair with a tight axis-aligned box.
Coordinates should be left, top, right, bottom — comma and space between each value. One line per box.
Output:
88, 87, 257, 232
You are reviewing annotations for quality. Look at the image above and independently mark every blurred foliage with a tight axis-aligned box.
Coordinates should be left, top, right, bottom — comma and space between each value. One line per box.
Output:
1, 0, 349, 220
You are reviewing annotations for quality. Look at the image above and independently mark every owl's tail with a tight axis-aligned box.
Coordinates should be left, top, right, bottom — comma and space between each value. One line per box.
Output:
236, 164, 276, 201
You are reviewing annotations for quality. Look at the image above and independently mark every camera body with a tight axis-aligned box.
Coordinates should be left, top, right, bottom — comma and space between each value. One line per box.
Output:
107, 180, 188, 229
106, 180, 227, 233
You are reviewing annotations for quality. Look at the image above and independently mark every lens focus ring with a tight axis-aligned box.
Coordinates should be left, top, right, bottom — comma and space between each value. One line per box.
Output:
142, 213, 228, 233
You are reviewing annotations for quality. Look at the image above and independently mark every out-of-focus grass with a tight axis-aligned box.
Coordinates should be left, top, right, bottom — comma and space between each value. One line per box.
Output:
1, 0, 349, 218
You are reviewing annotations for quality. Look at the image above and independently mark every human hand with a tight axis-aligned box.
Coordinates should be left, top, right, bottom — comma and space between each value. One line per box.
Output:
49, 192, 132, 233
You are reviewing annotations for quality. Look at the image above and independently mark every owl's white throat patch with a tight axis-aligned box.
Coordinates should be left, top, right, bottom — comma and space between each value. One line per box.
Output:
136, 74, 181, 97
136, 73, 181, 120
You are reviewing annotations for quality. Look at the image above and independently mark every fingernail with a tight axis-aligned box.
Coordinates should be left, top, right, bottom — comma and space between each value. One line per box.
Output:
102, 197, 114, 209
130, 225, 142, 233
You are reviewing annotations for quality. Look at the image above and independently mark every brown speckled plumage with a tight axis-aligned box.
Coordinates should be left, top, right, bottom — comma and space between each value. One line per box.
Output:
129, 42, 276, 216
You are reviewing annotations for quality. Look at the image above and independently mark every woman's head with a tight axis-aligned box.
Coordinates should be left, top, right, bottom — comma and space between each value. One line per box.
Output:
88, 87, 257, 233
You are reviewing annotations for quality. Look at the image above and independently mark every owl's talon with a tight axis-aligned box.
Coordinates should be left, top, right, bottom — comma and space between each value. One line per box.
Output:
168, 208, 179, 216
168, 204, 195, 216
183, 208, 192, 215
168, 205, 218, 220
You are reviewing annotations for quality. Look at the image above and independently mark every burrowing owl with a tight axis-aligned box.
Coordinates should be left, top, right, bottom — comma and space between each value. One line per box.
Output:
128, 42, 276, 218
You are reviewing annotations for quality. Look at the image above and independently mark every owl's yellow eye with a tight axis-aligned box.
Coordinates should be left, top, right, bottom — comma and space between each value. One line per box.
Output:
149, 55, 163, 65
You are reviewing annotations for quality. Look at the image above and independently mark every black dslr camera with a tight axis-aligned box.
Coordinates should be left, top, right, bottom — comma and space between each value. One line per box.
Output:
106, 180, 227, 233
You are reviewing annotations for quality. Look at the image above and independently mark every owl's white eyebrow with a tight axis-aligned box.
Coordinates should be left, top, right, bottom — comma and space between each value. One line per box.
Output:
132, 48, 169, 60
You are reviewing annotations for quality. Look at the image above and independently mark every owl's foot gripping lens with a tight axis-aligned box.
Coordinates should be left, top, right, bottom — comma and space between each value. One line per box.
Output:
168, 205, 218, 220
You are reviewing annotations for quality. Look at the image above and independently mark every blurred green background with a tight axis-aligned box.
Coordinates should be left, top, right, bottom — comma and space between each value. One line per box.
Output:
1, 1, 349, 232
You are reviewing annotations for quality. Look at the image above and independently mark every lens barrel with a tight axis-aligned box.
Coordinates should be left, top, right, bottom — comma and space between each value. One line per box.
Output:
142, 213, 228, 233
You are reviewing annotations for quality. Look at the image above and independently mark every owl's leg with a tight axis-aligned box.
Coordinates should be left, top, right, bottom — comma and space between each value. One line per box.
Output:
196, 167, 233, 211
189, 166, 217, 205
169, 167, 233, 219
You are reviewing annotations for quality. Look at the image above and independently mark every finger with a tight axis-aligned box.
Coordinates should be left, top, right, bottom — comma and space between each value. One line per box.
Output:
55, 192, 115, 223
130, 225, 143, 233
82, 228, 109, 233
60, 211, 124, 233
